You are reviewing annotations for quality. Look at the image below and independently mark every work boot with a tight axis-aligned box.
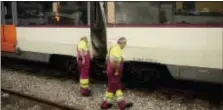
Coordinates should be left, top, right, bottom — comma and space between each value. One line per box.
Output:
100, 101, 113, 109
81, 88, 91, 97
118, 100, 133, 110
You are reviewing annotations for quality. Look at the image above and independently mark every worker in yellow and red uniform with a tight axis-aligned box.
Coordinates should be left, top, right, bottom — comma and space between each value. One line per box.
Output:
100, 37, 133, 110
77, 36, 91, 97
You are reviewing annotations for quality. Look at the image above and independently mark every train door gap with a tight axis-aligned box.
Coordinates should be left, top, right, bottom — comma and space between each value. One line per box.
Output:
90, 1, 107, 75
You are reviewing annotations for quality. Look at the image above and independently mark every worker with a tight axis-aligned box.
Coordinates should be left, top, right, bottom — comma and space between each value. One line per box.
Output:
100, 37, 133, 110
77, 36, 91, 97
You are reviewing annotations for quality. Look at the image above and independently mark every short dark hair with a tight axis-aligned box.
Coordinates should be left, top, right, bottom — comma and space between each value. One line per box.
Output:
81, 36, 87, 41
117, 37, 126, 44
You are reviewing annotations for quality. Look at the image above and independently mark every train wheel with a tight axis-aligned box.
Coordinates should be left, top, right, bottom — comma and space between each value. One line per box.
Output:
122, 62, 162, 89
64, 57, 79, 78
49, 55, 79, 78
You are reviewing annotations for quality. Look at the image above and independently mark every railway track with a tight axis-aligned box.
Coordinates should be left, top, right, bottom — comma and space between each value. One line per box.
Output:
1, 57, 223, 110
2, 57, 222, 97
1, 88, 83, 110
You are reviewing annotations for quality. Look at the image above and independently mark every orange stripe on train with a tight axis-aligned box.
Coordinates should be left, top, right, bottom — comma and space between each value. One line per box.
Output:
1, 25, 17, 53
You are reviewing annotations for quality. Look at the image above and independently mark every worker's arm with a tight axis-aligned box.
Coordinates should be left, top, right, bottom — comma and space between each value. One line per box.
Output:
106, 46, 113, 62
79, 49, 87, 64
77, 42, 88, 64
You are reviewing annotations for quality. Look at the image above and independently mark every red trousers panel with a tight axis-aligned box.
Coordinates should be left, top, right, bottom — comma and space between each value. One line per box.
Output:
106, 60, 123, 93
77, 53, 90, 79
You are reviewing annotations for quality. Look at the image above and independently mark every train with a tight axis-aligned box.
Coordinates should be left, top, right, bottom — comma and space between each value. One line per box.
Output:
1, 1, 223, 84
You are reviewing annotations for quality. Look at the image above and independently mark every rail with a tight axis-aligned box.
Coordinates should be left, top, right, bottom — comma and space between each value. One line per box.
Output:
1, 88, 84, 110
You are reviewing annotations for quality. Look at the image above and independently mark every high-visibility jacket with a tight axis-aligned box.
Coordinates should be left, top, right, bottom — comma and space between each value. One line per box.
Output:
107, 44, 122, 62
76, 40, 90, 67
77, 40, 88, 52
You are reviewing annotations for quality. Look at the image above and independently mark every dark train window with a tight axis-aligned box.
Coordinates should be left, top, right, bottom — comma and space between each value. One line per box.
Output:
174, 1, 223, 24
175, 1, 223, 16
2, 1, 13, 24
111, 1, 222, 25
182, 1, 196, 12
114, 2, 160, 25
17, 1, 88, 26
59, 1, 88, 26
17, 1, 52, 26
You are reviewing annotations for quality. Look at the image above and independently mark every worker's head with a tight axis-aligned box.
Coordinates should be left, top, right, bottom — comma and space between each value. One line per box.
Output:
81, 36, 88, 43
117, 37, 127, 49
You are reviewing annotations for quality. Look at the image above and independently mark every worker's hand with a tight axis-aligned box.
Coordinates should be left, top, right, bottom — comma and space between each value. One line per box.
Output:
82, 59, 85, 64
114, 72, 119, 76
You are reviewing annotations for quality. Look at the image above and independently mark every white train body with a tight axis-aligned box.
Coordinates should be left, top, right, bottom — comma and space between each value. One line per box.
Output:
17, 27, 91, 60
107, 27, 223, 84
107, 27, 222, 69
1, 1, 223, 84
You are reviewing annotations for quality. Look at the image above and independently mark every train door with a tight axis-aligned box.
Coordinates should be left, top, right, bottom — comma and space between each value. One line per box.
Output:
90, 1, 107, 58
1, 1, 18, 53
90, 1, 108, 75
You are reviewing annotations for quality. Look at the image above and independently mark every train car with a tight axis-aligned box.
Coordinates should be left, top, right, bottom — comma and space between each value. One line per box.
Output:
1, 1, 223, 84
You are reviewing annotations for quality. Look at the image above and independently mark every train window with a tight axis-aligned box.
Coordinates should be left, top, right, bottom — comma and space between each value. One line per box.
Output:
17, 2, 52, 26
17, 1, 88, 26
159, 2, 175, 24
107, 1, 222, 25
2, 1, 13, 24
174, 1, 223, 24
114, 2, 160, 24
57, 1, 88, 26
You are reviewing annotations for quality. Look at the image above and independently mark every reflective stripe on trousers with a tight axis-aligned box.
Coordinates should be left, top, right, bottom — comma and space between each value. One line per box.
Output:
104, 89, 124, 102
80, 79, 89, 88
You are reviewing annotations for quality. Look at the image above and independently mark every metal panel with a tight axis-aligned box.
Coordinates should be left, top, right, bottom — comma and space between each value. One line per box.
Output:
179, 66, 223, 84
1, 1, 5, 24
166, 65, 180, 78
11, 1, 17, 25
2, 51, 51, 63
107, 2, 115, 24
87, 1, 90, 25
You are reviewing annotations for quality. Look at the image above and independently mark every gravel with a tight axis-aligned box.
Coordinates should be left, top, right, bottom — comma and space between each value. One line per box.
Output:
1, 67, 221, 110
